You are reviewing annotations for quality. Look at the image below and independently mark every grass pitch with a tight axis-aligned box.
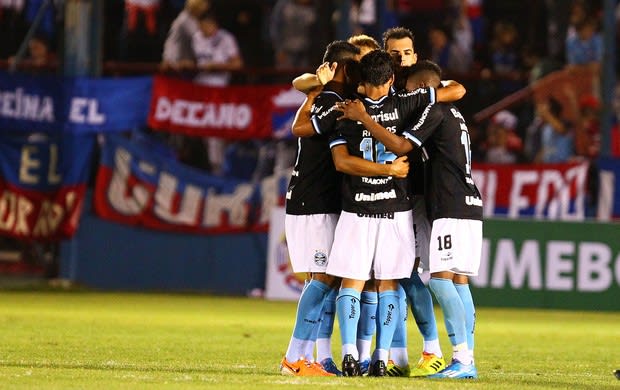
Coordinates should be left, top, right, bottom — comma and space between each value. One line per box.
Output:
0, 291, 618, 389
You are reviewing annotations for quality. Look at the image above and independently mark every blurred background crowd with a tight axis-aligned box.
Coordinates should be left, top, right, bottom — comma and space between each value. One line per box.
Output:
1, 0, 619, 175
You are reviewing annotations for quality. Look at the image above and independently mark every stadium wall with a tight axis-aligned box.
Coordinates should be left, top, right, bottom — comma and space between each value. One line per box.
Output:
59, 192, 267, 295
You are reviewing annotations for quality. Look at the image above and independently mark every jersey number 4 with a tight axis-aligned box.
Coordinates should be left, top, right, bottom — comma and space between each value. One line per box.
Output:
360, 137, 396, 164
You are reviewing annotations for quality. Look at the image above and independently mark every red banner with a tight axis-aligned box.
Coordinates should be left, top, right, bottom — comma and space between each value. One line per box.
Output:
472, 161, 589, 220
0, 179, 87, 241
147, 75, 306, 139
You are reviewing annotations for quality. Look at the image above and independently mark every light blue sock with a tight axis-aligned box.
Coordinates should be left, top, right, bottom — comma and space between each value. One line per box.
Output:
455, 283, 476, 351
357, 290, 378, 344
318, 288, 337, 339
390, 285, 408, 348
375, 290, 400, 352
315, 288, 337, 362
286, 279, 330, 361
336, 288, 361, 349
429, 278, 467, 347
401, 273, 439, 341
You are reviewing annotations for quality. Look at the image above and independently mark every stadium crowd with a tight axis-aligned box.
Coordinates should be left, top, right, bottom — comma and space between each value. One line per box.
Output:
1, 0, 619, 178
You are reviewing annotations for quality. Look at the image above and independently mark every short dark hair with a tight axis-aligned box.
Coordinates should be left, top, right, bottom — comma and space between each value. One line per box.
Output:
382, 27, 415, 49
360, 50, 394, 86
404, 60, 442, 88
322, 40, 361, 64
407, 60, 442, 79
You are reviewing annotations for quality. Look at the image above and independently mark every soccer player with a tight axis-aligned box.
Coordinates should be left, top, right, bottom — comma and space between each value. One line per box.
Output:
382, 26, 448, 378
327, 50, 462, 377
290, 34, 384, 375
281, 40, 408, 377
337, 60, 482, 379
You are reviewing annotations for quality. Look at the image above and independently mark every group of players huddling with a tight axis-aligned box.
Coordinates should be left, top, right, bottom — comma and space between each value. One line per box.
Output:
280, 26, 483, 379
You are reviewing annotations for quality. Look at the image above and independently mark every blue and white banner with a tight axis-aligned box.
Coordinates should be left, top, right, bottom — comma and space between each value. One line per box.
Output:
94, 134, 290, 234
0, 71, 152, 133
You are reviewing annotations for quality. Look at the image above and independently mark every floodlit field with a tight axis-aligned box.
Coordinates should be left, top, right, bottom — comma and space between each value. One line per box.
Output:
0, 291, 618, 389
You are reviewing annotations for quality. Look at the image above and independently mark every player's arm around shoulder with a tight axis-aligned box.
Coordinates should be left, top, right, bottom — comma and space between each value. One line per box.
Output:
292, 62, 336, 94
436, 80, 466, 102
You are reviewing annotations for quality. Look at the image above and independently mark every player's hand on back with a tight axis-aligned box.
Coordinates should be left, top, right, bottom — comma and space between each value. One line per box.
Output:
388, 155, 409, 178
335, 99, 368, 122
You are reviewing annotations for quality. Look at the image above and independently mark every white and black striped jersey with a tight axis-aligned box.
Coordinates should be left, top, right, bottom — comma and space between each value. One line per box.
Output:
329, 87, 436, 214
285, 87, 346, 215
403, 103, 483, 221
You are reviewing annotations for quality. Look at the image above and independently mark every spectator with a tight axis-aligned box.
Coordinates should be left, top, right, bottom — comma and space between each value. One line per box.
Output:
485, 110, 522, 164
480, 20, 523, 96
573, 94, 601, 159
8, 33, 57, 72
120, 0, 162, 62
192, 10, 243, 87
450, 0, 474, 61
463, 0, 483, 51
124, 0, 160, 36
487, 20, 520, 77
565, 16, 602, 72
349, 0, 379, 39
161, 0, 210, 71
536, 97, 575, 163
428, 24, 471, 75
269, 0, 317, 69
191, 10, 243, 176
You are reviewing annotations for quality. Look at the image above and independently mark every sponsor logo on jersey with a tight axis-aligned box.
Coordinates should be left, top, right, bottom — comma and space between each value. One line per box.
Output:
354, 189, 397, 202
465, 195, 483, 206
450, 107, 465, 121
356, 212, 395, 219
361, 176, 392, 185
397, 88, 427, 98
314, 251, 327, 266
315, 104, 337, 120
441, 252, 453, 262
370, 108, 399, 123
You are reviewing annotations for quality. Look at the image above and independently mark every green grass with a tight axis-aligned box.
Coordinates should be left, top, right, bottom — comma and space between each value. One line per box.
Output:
0, 291, 618, 389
